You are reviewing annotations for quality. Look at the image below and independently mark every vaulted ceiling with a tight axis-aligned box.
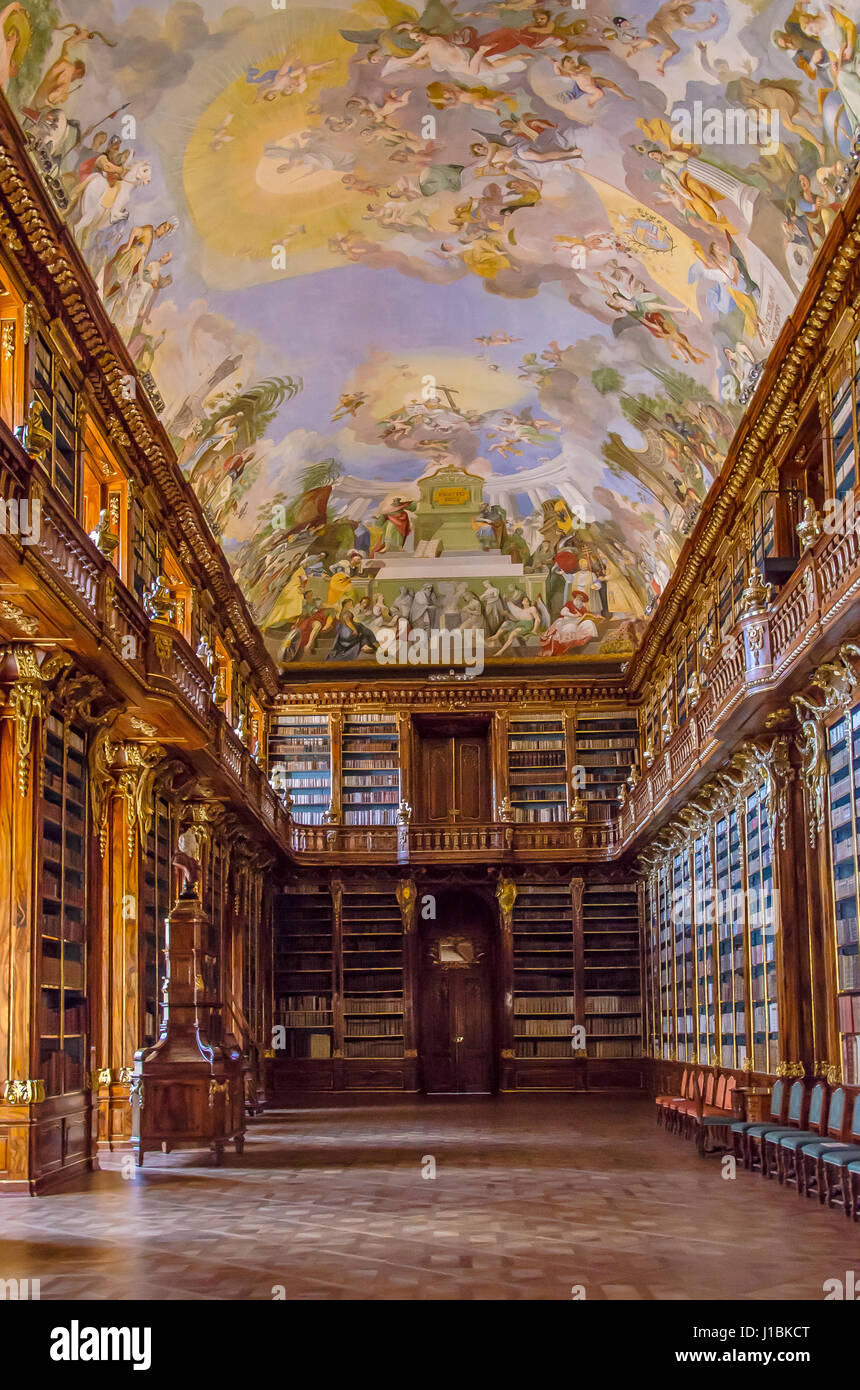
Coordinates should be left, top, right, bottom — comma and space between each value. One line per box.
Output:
11, 0, 858, 668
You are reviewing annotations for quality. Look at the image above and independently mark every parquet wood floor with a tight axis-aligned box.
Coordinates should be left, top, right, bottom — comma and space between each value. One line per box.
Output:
1, 1096, 856, 1300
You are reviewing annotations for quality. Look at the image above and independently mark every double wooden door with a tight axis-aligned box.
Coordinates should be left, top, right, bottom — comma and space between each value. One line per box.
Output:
416, 729, 490, 824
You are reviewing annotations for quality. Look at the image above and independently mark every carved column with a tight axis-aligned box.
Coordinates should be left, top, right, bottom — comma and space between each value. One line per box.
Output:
91, 736, 165, 1149
331, 876, 344, 1088
495, 876, 516, 1089
0, 646, 88, 1191
0, 645, 45, 1189
397, 877, 419, 1091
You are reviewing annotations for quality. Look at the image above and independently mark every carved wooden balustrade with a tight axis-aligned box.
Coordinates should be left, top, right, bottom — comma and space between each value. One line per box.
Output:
285, 817, 617, 865
621, 510, 860, 847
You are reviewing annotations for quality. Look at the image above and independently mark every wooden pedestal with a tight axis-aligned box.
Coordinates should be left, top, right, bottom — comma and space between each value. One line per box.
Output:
131, 892, 245, 1166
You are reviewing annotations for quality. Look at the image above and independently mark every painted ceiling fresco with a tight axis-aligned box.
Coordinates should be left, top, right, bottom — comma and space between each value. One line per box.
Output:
7, 0, 860, 666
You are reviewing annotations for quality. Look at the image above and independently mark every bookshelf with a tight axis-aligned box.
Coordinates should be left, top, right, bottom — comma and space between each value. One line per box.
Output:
574, 711, 638, 822
273, 887, 334, 1059
746, 779, 778, 1073
39, 713, 88, 1096
828, 705, 860, 1083
715, 806, 748, 1068
199, 835, 225, 1043
512, 883, 575, 1058
342, 713, 400, 826
141, 796, 175, 1046
268, 712, 332, 823
342, 887, 404, 1058
582, 882, 641, 1059
672, 850, 695, 1063
693, 830, 717, 1063
507, 716, 567, 823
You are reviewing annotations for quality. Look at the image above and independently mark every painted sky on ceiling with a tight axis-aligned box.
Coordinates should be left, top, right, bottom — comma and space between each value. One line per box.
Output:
8, 0, 859, 665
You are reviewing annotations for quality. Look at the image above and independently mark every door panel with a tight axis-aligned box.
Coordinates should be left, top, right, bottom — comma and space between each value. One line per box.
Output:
423, 737, 452, 823
416, 730, 490, 823
457, 739, 487, 822
454, 972, 493, 1092
420, 926, 495, 1093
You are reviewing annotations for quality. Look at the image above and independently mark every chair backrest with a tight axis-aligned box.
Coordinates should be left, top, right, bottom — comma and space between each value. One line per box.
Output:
787, 1080, 804, 1124
851, 1092, 860, 1141
827, 1087, 847, 1139
769, 1078, 784, 1119
808, 1082, 826, 1130
714, 1074, 726, 1108
724, 1075, 736, 1106
704, 1072, 715, 1104
679, 1068, 689, 1096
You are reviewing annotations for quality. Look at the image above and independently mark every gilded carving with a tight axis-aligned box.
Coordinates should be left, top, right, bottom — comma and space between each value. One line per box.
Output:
495, 877, 517, 928
2, 1078, 45, 1104
791, 646, 860, 844
0, 600, 37, 635
396, 877, 417, 933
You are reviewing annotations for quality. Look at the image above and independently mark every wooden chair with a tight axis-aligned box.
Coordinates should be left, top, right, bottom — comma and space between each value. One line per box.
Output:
819, 1093, 860, 1217
663, 1068, 699, 1135
729, 1078, 787, 1169
752, 1080, 807, 1178
655, 1067, 689, 1127
769, 1082, 829, 1189
668, 1069, 705, 1135
797, 1087, 848, 1202
689, 1073, 736, 1156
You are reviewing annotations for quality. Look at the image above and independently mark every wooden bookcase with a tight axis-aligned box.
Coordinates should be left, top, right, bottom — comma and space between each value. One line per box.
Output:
342, 886, 404, 1059
273, 887, 334, 1061
827, 703, 860, 1083
341, 713, 400, 826
39, 713, 88, 1097
574, 710, 638, 822
141, 796, 175, 1047
512, 882, 574, 1057
269, 712, 332, 823
506, 716, 567, 823
715, 806, 748, 1068
582, 882, 641, 1059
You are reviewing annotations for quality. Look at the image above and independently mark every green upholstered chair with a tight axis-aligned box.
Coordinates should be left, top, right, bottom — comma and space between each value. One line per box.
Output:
818, 1094, 860, 1217
797, 1087, 848, 1202
749, 1080, 806, 1178
730, 1078, 785, 1169
770, 1082, 827, 1187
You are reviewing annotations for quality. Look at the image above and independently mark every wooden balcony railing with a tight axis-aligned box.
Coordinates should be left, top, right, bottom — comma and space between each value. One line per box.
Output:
285, 816, 617, 863
621, 513, 860, 847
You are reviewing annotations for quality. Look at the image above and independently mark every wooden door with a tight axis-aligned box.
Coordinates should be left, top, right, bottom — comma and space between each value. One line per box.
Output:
420, 932, 494, 1093
417, 732, 490, 823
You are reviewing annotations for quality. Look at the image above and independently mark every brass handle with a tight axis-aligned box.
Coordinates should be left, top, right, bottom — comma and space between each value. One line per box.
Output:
455, 1035, 464, 1043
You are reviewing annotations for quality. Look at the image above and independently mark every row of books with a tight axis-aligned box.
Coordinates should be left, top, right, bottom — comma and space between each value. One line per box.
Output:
342, 746, 397, 758
838, 992, 860, 1032
840, 955, 860, 989
277, 994, 331, 1011
517, 1020, 576, 1036
345, 1019, 403, 1037
515, 1041, 574, 1058
586, 1018, 639, 1035
343, 713, 396, 725
508, 741, 564, 754
514, 995, 574, 1013
343, 791, 400, 804
587, 1040, 640, 1057
575, 737, 638, 751
345, 1040, 403, 1058
342, 773, 399, 785
585, 995, 641, 1013
345, 999, 403, 1014
277, 1011, 332, 1026
344, 810, 399, 824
